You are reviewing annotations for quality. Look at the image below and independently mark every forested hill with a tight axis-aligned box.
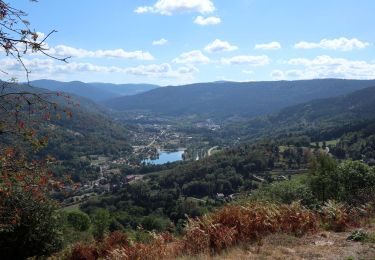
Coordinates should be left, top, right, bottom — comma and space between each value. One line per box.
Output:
225, 84, 375, 135
272, 84, 375, 124
220, 85, 375, 161
0, 82, 133, 172
104, 79, 375, 119
268, 85, 375, 160
30, 79, 159, 103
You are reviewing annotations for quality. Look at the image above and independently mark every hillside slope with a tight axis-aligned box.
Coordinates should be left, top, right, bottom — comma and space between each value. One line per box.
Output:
219, 85, 375, 161
267, 84, 375, 143
0, 82, 133, 177
272, 84, 375, 124
105, 79, 375, 119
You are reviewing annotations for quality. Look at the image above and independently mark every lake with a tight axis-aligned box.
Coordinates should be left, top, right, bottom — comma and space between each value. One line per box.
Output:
143, 150, 185, 165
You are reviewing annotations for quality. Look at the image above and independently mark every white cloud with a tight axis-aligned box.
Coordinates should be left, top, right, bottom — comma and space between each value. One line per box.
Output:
194, 16, 221, 26
271, 70, 285, 80
242, 70, 254, 74
152, 38, 168, 46
287, 55, 375, 79
135, 0, 215, 15
46, 45, 154, 60
255, 41, 281, 50
204, 39, 238, 53
270, 69, 306, 80
134, 6, 155, 14
294, 37, 370, 51
221, 55, 270, 66
1, 58, 197, 80
173, 50, 210, 64
285, 70, 305, 78
1, 58, 55, 73
177, 65, 199, 74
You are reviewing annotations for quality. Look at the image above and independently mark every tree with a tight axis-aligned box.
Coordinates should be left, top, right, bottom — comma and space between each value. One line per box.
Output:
0, 151, 63, 259
67, 211, 91, 232
0, 0, 68, 79
0, 1, 70, 258
336, 160, 375, 205
309, 154, 338, 202
141, 215, 168, 231
91, 209, 110, 240
1, 0, 71, 145
309, 155, 375, 206
254, 178, 316, 206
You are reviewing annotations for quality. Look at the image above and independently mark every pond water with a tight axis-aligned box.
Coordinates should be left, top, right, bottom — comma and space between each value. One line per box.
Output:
143, 150, 185, 165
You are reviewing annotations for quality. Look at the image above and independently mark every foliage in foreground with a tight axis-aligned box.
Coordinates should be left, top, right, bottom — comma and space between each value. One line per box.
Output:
0, 150, 63, 259
62, 200, 374, 259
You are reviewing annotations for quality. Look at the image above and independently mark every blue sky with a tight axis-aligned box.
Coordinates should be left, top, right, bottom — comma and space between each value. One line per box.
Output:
2, 0, 375, 85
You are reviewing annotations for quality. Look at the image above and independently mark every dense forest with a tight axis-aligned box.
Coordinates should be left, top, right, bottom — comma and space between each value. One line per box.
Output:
105, 79, 375, 119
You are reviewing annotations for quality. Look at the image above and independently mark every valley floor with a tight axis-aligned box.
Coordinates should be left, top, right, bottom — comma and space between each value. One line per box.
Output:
178, 227, 375, 260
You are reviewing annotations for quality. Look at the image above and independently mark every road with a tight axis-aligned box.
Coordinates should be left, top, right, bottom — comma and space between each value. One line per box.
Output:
146, 130, 165, 147
207, 146, 219, 156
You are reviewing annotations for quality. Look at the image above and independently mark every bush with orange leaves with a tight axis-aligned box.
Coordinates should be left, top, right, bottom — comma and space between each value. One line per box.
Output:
68, 231, 180, 260
0, 148, 60, 231
182, 201, 318, 255
0, 148, 64, 258
69, 231, 128, 260
107, 231, 182, 260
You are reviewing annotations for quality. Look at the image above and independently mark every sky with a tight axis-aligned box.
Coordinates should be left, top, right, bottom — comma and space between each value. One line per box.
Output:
2, 0, 375, 85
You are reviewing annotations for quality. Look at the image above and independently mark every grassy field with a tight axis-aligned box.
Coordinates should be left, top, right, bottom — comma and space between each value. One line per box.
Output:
310, 139, 339, 147
60, 203, 80, 213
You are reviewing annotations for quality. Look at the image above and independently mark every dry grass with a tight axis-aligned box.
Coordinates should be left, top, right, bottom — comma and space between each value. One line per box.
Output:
182, 202, 318, 256
208, 227, 375, 260
63, 201, 375, 260
106, 232, 183, 260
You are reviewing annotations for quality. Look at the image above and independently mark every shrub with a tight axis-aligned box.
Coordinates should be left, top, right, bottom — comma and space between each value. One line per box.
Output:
320, 200, 358, 231
347, 230, 368, 241
309, 156, 375, 206
67, 211, 91, 232
106, 232, 180, 260
0, 151, 63, 259
183, 202, 318, 255
0, 190, 63, 259
69, 243, 99, 260
336, 160, 375, 205
90, 209, 110, 240
309, 154, 338, 202
252, 178, 316, 206
104, 230, 129, 248
68, 231, 129, 260
183, 221, 210, 254
141, 215, 169, 232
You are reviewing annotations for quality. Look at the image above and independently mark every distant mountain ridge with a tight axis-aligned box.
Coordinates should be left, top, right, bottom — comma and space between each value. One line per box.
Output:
272, 84, 375, 124
221, 84, 375, 144
265, 84, 375, 139
104, 79, 375, 119
30, 80, 159, 103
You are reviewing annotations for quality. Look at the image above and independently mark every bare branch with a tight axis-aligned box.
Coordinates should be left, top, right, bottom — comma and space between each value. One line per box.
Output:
0, 0, 70, 80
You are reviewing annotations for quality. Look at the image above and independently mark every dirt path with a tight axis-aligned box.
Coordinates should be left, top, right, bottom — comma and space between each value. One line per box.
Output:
214, 227, 375, 260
